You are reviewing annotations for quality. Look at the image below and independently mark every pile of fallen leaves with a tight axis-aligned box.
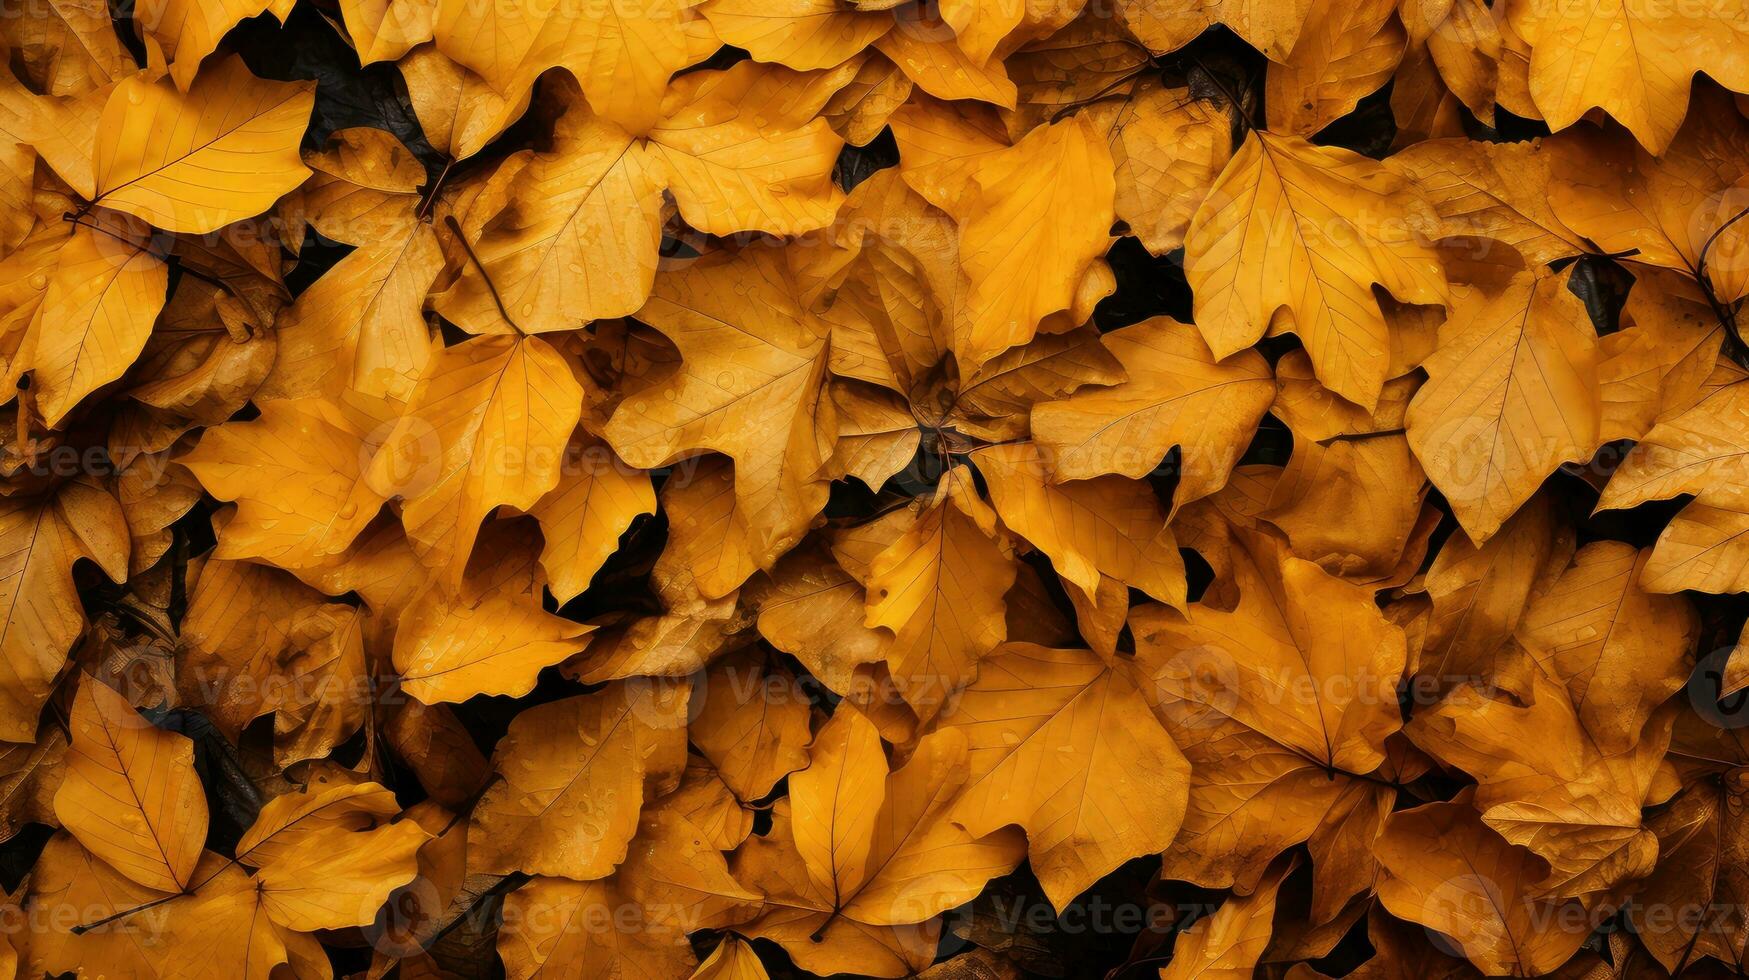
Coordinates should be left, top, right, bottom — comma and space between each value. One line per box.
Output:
1, 0, 1748, 977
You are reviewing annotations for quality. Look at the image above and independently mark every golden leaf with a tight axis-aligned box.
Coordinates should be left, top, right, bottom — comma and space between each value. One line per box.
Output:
432, 0, 695, 133
234, 780, 429, 930
393, 561, 593, 704
603, 247, 833, 578
1516, 541, 1698, 754
1375, 791, 1591, 976
1030, 316, 1273, 501
1506, 0, 1749, 154
90, 57, 313, 233
54, 676, 208, 892
182, 397, 389, 569
1383, 136, 1587, 268
933, 644, 1189, 910
470, 679, 689, 879
735, 709, 1023, 975
974, 442, 1186, 608
1266, 0, 1404, 136
692, 937, 770, 980
938, 114, 1114, 371
25, 221, 167, 427
1117, 0, 1313, 60
863, 467, 1015, 717
367, 334, 583, 584
690, 649, 813, 802
1408, 665, 1673, 900
1406, 270, 1602, 543
1159, 857, 1297, 980
1083, 78, 1232, 256
5, 7, 1748, 978
0, 0, 132, 96
1185, 131, 1446, 410
1550, 89, 1749, 303
399, 44, 530, 161
134, 0, 296, 91
433, 81, 664, 334
701, 0, 892, 70
341, 0, 437, 64
529, 430, 655, 604
647, 62, 847, 236
0, 480, 128, 742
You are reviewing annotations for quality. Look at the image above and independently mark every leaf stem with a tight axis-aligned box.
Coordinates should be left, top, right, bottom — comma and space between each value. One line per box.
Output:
1051, 66, 1152, 123
415, 158, 456, 223
1186, 55, 1260, 134
60, 213, 230, 294
439, 771, 504, 837
1314, 427, 1406, 447
1694, 203, 1749, 368
442, 214, 523, 333
71, 890, 182, 934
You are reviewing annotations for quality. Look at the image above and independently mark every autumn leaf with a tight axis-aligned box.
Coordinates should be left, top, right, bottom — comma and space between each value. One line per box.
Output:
232, 780, 430, 930
398, 44, 531, 161
0, 480, 128, 743
0, 0, 132, 97
603, 246, 834, 585
931, 643, 1189, 911
1633, 769, 1749, 972
431, 77, 665, 334
182, 396, 389, 569
1030, 316, 1273, 497
1506, 0, 1749, 154
647, 61, 849, 236
1412, 491, 1572, 690
530, 430, 655, 604
1383, 136, 1588, 267
54, 676, 207, 892
500, 801, 757, 980
135, 0, 296, 91
1160, 857, 1297, 979
1516, 541, 1698, 753
1406, 268, 1603, 543
0, 5, 1744, 979
366, 333, 583, 584
1643, 486, 1749, 595
25, 220, 167, 427
689, 649, 813, 803
735, 707, 1024, 976
974, 441, 1186, 610
469, 679, 689, 879
86, 56, 313, 233
341, 0, 437, 64
752, 543, 891, 695
1136, 527, 1406, 777
1550, 88, 1749, 304
393, 559, 593, 704
1266, 0, 1404, 136
1117, 0, 1312, 60
1083, 76, 1232, 256
1408, 662, 1676, 900
1264, 350, 1427, 578
264, 127, 441, 405
934, 113, 1116, 371
1185, 131, 1446, 410
1375, 790, 1591, 976
433, 0, 708, 133
862, 466, 1016, 717
701, 0, 891, 70
694, 936, 772, 980
22, 834, 247, 977
1133, 528, 1406, 918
